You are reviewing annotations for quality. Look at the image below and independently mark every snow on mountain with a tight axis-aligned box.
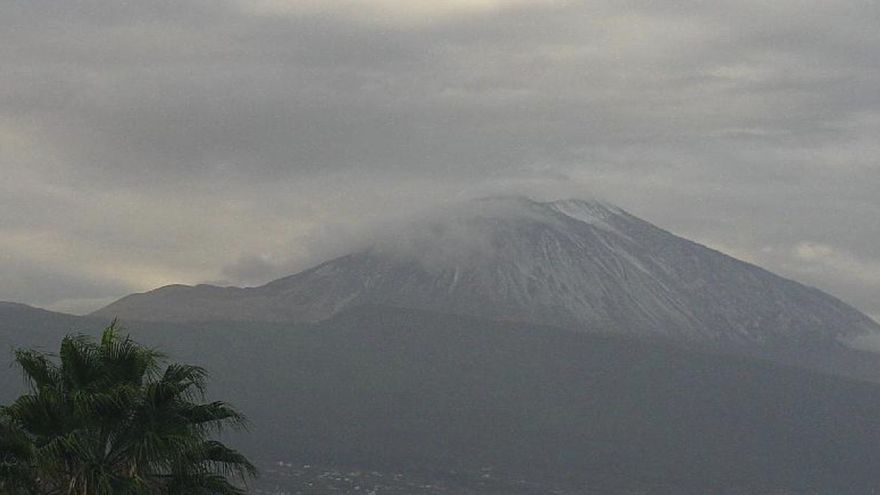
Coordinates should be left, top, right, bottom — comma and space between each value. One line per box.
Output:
93, 197, 880, 345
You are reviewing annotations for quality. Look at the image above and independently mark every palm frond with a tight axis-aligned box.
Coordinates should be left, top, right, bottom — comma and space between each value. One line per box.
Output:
160, 364, 208, 397
190, 440, 258, 479
13, 349, 61, 392
3, 321, 258, 493
179, 402, 247, 431
4, 391, 69, 438
0, 416, 38, 495
99, 322, 164, 386
58, 334, 101, 390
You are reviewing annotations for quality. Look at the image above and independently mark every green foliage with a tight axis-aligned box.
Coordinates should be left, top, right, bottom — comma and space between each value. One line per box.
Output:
0, 320, 255, 494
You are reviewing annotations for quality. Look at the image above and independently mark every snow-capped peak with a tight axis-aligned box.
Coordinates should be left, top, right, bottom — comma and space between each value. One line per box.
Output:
93, 196, 880, 347
546, 198, 626, 233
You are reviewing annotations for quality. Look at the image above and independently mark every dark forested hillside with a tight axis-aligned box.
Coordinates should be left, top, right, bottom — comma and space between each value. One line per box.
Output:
4, 303, 880, 493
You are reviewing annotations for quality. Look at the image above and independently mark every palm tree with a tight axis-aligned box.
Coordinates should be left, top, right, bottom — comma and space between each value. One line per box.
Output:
0, 321, 256, 494
0, 414, 37, 494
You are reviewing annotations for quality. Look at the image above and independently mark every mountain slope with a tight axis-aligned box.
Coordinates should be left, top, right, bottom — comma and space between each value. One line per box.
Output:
7, 304, 880, 494
93, 197, 880, 345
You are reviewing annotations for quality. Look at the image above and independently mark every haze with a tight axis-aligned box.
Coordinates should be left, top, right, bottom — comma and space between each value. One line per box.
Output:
2, 0, 879, 320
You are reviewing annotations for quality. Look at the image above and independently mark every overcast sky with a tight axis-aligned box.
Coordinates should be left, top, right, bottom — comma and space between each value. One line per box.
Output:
2, 0, 879, 318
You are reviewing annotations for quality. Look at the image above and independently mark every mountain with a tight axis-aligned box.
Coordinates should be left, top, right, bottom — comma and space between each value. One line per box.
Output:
93, 197, 880, 346
6, 303, 880, 494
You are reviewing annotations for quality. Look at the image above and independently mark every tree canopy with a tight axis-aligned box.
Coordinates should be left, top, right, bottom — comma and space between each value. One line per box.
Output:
0, 321, 255, 494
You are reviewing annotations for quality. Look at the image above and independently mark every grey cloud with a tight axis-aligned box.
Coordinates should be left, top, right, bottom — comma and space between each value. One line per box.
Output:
219, 255, 285, 287
0, 256, 129, 314
1, 0, 879, 316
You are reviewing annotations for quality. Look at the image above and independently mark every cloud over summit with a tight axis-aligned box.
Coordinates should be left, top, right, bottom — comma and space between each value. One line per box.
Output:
1, 0, 879, 317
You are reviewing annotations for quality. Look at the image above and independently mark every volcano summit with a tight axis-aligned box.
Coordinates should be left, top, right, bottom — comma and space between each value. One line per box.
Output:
94, 197, 880, 346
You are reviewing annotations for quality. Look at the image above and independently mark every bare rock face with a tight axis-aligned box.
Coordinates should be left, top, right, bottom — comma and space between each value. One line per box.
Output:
93, 197, 880, 345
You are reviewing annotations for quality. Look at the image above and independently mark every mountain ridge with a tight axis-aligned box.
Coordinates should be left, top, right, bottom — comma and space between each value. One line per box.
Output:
92, 197, 880, 346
